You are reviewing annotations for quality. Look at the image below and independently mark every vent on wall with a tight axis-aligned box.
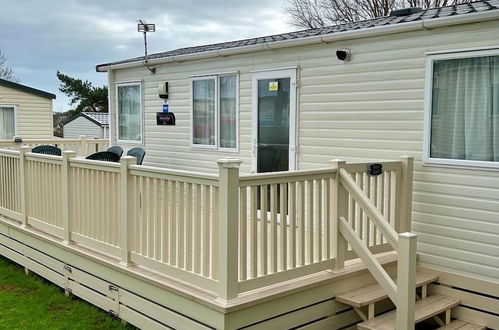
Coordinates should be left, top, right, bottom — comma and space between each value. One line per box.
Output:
390, 7, 422, 17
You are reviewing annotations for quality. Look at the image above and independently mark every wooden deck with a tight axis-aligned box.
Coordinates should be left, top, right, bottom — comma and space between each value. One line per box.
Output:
0, 143, 496, 329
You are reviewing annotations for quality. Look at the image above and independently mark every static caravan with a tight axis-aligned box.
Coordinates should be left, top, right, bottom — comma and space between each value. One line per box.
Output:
0, 2, 497, 330
96, 1, 499, 327
63, 112, 110, 139
0, 78, 55, 139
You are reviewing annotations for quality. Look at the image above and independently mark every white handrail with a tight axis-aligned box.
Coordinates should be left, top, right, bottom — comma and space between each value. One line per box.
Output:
338, 216, 398, 303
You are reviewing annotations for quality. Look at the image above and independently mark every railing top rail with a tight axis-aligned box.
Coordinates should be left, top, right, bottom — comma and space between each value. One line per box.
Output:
0, 138, 108, 144
239, 167, 337, 186
339, 168, 399, 250
0, 148, 21, 157
129, 164, 219, 186
69, 158, 121, 173
25, 152, 63, 164
343, 161, 402, 173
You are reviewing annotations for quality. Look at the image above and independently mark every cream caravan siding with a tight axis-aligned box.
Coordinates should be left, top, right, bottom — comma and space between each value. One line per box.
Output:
0, 84, 53, 138
109, 20, 499, 282
63, 116, 104, 139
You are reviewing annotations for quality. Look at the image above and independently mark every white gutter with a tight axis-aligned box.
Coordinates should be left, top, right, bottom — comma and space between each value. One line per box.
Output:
96, 10, 499, 72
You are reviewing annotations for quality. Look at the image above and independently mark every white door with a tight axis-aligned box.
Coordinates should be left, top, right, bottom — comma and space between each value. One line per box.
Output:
251, 69, 297, 173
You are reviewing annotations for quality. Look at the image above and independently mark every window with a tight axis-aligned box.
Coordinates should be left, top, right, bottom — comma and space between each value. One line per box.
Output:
191, 74, 237, 150
425, 50, 499, 168
0, 106, 15, 140
117, 83, 142, 143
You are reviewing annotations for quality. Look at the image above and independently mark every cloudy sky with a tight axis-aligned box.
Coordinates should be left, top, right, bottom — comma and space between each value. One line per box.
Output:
1, 0, 293, 112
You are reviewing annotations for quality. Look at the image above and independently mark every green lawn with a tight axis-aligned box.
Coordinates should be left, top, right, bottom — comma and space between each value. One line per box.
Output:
0, 256, 135, 330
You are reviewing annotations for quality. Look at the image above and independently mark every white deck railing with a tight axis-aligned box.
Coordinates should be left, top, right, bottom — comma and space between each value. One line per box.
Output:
0, 136, 109, 156
0, 145, 414, 313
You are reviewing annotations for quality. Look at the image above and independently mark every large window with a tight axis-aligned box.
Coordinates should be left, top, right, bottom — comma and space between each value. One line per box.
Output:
425, 51, 499, 168
117, 83, 142, 143
192, 74, 237, 150
0, 106, 15, 140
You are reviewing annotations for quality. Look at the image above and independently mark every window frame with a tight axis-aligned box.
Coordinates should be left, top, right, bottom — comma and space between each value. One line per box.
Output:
115, 81, 144, 145
423, 48, 499, 170
190, 73, 239, 152
0, 104, 17, 139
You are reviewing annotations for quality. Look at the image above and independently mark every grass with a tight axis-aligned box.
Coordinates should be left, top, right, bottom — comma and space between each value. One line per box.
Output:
0, 255, 135, 330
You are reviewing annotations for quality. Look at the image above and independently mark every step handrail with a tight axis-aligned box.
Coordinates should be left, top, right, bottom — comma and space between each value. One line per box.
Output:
339, 216, 398, 304
339, 168, 399, 250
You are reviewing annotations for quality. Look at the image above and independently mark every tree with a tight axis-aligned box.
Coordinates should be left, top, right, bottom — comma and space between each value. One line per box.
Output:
56, 71, 108, 114
285, 0, 473, 28
0, 50, 18, 82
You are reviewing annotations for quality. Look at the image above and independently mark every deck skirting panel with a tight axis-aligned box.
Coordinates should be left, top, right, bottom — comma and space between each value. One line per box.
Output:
0, 218, 407, 330
0, 228, 219, 329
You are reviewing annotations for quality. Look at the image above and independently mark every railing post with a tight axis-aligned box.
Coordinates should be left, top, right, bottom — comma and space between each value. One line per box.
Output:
217, 158, 242, 301
330, 159, 347, 271
399, 156, 414, 233
79, 135, 88, 157
119, 156, 136, 266
62, 150, 76, 244
396, 232, 417, 330
19, 146, 31, 227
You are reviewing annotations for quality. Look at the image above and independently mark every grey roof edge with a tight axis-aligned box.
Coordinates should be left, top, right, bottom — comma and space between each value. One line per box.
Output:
63, 112, 109, 127
96, 1, 499, 72
0, 78, 56, 99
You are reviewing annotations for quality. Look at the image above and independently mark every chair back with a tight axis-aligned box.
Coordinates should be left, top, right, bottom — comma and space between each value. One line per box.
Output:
85, 151, 121, 162
32, 145, 62, 156
107, 145, 123, 157
127, 147, 146, 165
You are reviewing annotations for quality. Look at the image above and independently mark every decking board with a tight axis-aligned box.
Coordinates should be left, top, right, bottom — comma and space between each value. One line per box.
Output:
335, 271, 437, 307
357, 294, 461, 330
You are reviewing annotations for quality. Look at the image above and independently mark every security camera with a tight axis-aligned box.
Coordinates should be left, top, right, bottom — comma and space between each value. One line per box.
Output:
336, 49, 351, 63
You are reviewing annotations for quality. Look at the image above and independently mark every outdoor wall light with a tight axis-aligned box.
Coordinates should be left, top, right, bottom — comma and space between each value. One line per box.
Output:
336, 49, 351, 63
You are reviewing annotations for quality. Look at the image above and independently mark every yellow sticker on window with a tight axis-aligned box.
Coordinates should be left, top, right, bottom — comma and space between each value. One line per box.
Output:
269, 81, 279, 91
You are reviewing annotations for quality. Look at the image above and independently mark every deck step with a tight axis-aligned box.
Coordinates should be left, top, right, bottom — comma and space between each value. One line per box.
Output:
437, 320, 486, 330
357, 294, 461, 330
336, 272, 438, 307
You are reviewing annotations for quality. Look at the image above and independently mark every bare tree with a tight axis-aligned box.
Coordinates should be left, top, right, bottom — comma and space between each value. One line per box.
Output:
285, 0, 473, 28
0, 50, 18, 82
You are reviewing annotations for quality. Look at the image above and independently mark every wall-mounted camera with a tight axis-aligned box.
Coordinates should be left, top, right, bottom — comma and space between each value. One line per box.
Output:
336, 49, 351, 63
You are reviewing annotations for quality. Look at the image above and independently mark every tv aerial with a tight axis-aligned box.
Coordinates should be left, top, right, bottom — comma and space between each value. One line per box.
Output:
138, 19, 156, 74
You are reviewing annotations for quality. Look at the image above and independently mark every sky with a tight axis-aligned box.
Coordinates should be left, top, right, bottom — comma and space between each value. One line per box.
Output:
0, 0, 293, 112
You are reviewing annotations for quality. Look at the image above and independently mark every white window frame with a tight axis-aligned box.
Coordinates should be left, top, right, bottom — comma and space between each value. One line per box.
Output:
423, 48, 499, 170
0, 104, 17, 139
190, 73, 239, 152
115, 81, 144, 145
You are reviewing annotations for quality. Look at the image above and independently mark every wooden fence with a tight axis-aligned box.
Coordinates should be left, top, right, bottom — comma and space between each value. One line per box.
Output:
0, 147, 414, 310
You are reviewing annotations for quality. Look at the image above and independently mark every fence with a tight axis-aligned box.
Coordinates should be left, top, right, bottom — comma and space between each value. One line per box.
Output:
0, 147, 414, 311
0, 136, 109, 156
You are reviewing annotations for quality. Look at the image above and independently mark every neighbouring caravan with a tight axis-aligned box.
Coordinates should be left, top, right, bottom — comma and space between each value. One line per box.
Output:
0, 78, 55, 139
63, 112, 110, 139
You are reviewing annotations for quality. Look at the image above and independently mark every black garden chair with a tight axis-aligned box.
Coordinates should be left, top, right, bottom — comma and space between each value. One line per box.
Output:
85, 151, 121, 162
107, 145, 123, 157
127, 147, 145, 165
32, 145, 62, 156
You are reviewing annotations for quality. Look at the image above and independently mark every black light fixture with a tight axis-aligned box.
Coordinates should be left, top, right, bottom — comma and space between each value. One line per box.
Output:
138, 19, 156, 74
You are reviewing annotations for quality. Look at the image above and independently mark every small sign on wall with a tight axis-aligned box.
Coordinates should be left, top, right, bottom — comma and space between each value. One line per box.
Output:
162, 104, 169, 112
269, 81, 279, 91
156, 112, 175, 125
